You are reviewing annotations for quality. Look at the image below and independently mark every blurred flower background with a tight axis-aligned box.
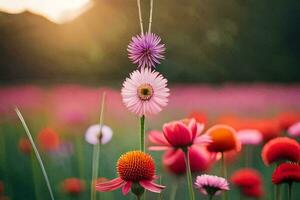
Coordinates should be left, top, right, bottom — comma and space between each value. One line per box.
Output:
0, 0, 299, 200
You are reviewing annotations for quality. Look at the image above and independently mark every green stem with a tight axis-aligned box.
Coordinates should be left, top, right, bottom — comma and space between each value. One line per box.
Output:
275, 184, 281, 200
169, 180, 178, 200
30, 153, 40, 200
140, 115, 145, 152
221, 152, 228, 200
184, 150, 195, 200
15, 108, 55, 200
91, 92, 106, 200
137, 0, 144, 34
288, 182, 292, 200
209, 195, 213, 200
75, 136, 84, 179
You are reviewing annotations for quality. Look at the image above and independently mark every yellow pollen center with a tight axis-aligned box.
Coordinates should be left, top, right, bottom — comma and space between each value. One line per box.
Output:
137, 83, 153, 101
117, 151, 155, 182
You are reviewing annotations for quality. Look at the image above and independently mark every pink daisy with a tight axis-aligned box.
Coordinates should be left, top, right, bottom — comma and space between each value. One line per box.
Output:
195, 174, 229, 196
121, 68, 169, 117
127, 33, 165, 69
288, 122, 300, 137
237, 129, 263, 145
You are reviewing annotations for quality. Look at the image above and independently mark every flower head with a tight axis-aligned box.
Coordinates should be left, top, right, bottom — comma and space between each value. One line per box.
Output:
206, 125, 241, 153
272, 163, 300, 185
85, 124, 113, 145
127, 33, 165, 69
18, 137, 32, 154
195, 174, 229, 196
163, 146, 213, 175
261, 137, 300, 166
237, 129, 263, 145
37, 128, 60, 151
231, 168, 264, 198
62, 178, 85, 196
96, 151, 165, 195
288, 122, 300, 137
121, 68, 169, 117
231, 168, 262, 188
148, 118, 211, 151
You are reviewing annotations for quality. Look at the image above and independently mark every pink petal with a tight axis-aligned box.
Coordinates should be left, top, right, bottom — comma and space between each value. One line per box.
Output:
96, 177, 125, 192
139, 180, 166, 193
163, 121, 192, 147
148, 130, 170, 146
187, 118, 198, 139
194, 134, 212, 145
122, 181, 132, 195
148, 146, 172, 151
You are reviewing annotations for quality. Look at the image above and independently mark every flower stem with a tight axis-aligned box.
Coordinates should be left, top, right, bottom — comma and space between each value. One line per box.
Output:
91, 92, 106, 200
140, 115, 145, 152
15, 108, 55, 200
209, 195, 213, 200
221, 152, 228, 200
184, 150, 195, 200
288, 182, 292, 200
148, 0, 153, 33
275, 184, 281, 200
170, 180, 178, 200
137, 0, 144, 34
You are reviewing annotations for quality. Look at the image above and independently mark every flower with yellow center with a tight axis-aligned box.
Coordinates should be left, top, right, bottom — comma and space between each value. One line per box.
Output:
96, 151, 165, 196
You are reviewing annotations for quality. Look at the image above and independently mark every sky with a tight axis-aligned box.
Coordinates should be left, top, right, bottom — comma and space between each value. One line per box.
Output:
0, 0, 92, 24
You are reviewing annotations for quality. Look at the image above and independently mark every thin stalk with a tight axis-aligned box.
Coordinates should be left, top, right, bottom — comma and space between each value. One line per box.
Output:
209, 195, 213, 200
275, 184, 281, 200
15, 108, 55, 200
148, 0, 153, 33
137, 0, 144, 34
184, 150, 195, 200
288, 183, 292, 200
140, 115, 145, 152
169, 180, 178, 200
221, 152, 228, 200
30, 153, 40, 200
91, 92, 106, 200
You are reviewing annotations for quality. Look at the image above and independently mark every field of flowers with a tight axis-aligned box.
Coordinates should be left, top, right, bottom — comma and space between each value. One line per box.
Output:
0, 84, 299, 200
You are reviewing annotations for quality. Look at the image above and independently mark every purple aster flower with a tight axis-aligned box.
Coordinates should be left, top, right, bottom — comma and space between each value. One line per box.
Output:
127, 33, 165, 69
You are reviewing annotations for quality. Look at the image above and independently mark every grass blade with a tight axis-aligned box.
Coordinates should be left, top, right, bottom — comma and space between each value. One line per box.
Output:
15, 107, 55, 200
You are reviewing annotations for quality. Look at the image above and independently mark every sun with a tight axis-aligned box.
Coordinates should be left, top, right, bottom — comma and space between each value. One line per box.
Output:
0, 0, 93, 24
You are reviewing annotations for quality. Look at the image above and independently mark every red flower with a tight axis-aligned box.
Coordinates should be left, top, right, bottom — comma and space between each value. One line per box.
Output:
18, 137, 32, 154
62, 178, 85, 195
163, 146, 213, 175
231, 168, 262, 188
242, 186, 263, 198
276, 112, 300, 130
188, 112, 207, 124
272, 163, 300, 185
206, 124, 241, 153
231, 168, 264, 198
37, 128, 60, 151
261, 137, 300, 166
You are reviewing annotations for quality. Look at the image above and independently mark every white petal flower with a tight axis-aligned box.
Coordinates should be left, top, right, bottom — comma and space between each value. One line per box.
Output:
85, 124, 113, 145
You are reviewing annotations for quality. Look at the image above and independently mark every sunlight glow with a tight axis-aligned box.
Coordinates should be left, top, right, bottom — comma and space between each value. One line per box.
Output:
0, 0, 93, 24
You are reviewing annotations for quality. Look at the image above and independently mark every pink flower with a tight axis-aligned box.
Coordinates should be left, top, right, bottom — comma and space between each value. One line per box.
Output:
288, 122, 300, 137
121, 68, 169, 117
96, 151, 165, 196
195, 174, 229, 196
163, 146, 213, 175
237, 129, 263, 145
127, 33, 165, 69
148, 118, 211, 151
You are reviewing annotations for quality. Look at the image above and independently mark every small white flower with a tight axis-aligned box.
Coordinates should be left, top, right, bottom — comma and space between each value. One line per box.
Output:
85, 124, 113, 145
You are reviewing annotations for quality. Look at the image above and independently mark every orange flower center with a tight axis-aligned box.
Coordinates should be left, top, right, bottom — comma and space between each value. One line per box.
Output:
117, 151, 155, 182
137, 83, 153, 101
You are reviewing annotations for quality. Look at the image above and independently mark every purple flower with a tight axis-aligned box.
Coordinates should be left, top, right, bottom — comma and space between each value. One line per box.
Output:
127, 33, 165, 69
195, 174, 229, 196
